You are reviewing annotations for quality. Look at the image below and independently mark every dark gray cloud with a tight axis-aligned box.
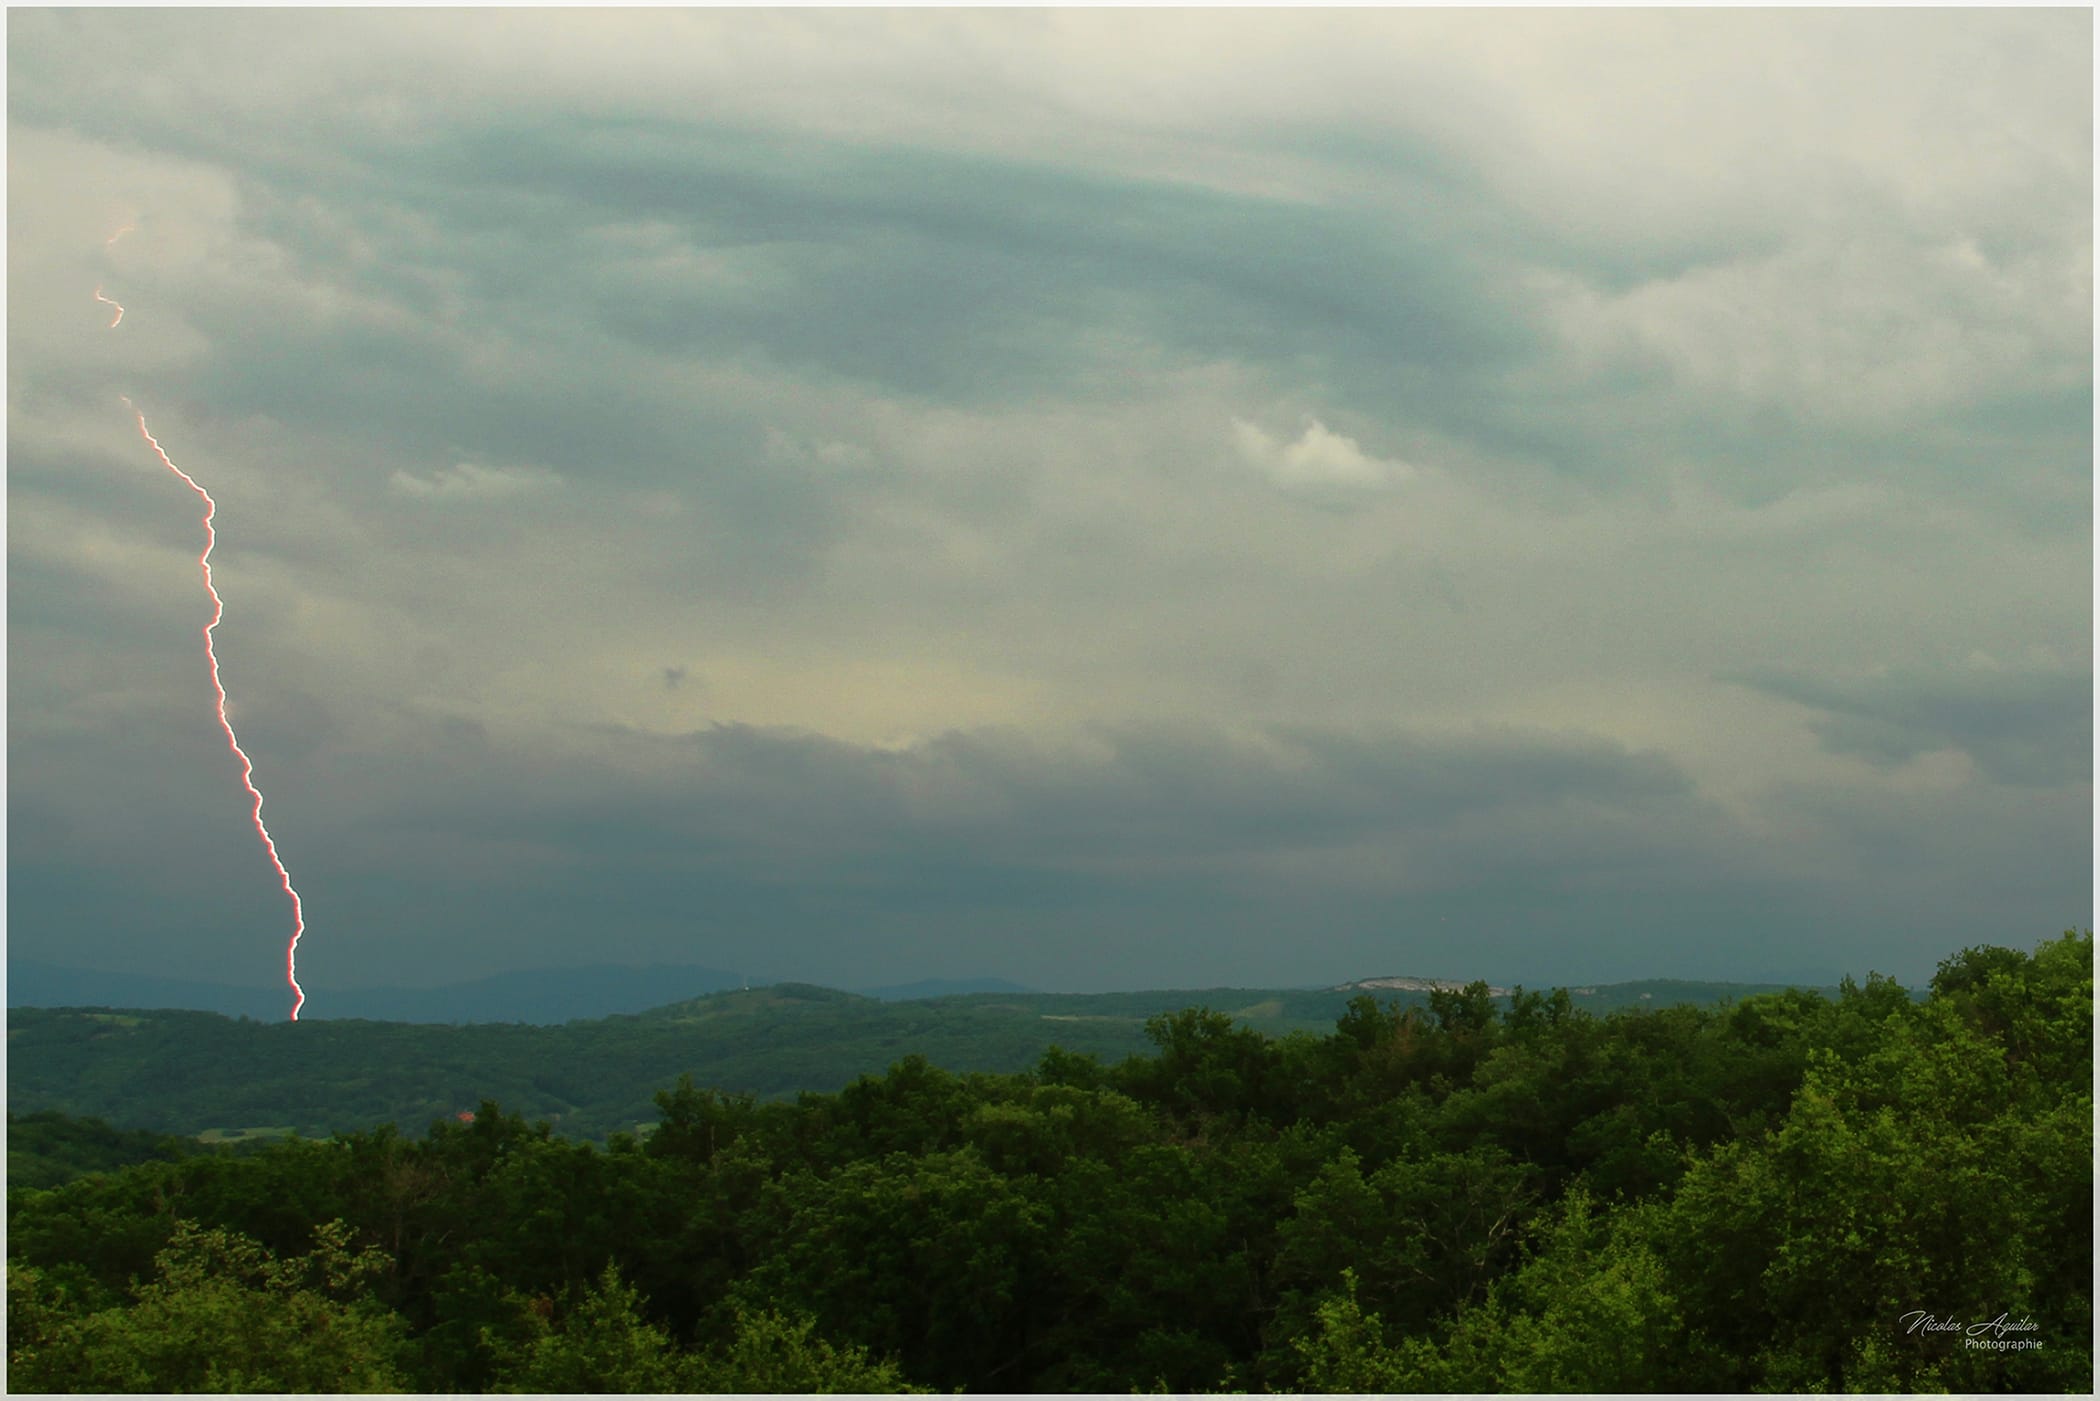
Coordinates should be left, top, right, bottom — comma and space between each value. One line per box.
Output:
19, 703, 2077, 994
1728, 664, 2093, 788
392, 720, 2081, 986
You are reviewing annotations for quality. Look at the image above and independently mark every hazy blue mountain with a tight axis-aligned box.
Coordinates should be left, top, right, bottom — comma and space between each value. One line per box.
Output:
6, 961, 285, 1021
10, 953, 1856, 1029
6, 959, 753, 1025
859, 976, 1037, 1000
308, 965, 758, 1023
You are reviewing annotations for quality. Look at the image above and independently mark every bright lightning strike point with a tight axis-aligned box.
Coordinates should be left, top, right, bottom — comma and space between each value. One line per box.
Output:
126, 400, 310, 1021
93, 285, 124, 328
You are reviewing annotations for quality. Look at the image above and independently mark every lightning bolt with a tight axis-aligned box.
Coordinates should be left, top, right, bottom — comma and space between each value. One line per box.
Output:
105, 227, 308, 1021
126, 403, 309, 1020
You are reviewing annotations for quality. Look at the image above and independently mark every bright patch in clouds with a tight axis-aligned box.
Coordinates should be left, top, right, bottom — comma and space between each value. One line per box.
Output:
1233, 418, 1415, 490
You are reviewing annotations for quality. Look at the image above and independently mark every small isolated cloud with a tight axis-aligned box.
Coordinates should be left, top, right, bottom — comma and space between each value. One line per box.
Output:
390, 461, 562, 501
1233, 417, 1414, 491
662, 665, 688, 691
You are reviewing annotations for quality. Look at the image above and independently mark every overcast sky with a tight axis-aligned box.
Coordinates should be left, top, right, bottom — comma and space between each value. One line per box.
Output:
7, 10, 2091, 1007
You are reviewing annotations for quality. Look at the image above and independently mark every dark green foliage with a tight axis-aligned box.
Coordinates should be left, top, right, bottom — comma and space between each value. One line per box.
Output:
738, 1145, 1050, 1390
686, 1304, 930, 1393
485, 1262, 689, 1394
6, 933, 2088, 1393
8, 1219, 409, 1393
6, 1112, 196, 1190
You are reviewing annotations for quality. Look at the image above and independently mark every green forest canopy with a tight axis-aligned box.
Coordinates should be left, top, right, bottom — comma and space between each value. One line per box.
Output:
6, 931, 2090, 1394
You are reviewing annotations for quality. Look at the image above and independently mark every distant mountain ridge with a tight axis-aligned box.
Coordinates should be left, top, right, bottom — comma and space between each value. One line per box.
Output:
1334, 973, 1864, 1004
6, 959, 752, 1025
9, 955, 1859, 1027
7, 962, 286, 1021
858, 977, 1037, 1001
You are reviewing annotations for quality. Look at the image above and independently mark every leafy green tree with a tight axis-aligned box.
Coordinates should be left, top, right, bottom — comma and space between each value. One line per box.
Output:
1267, 1141, 1539, 1381
1423, 1191, 1718, 1392
1659, 951, 2091, 1392
419, 1262, 543, 1394
644, 1074, 761, 1164
9, 1219, 407, 1393
4, 1164, 180, 1306
6, 1112, 195, 1190
1503, 984, 1575, 1037
1040, 1131, 1312, 1393
688, 1305, 930, 1393
1932, 929, 2092, 1085
1117, 1007, 1286, 1125
961, 1082, 1152, 1179
1285, 1268, 1417, 1394
1322, 993, 1471, 1117
1427, 979, 1498, 1037
1035, 1043, 1108, 1090
737, 1145, 1051, 1390
487, 1262, 686, 1394
6, 1263, 75, 1388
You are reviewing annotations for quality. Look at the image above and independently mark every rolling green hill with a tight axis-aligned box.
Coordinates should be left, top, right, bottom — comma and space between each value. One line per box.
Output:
6, 975, 1834, 1144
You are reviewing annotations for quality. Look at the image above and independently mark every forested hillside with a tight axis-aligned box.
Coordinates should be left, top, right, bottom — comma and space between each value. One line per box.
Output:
7, 932, 2089, 1394
5, 976, 1815, 1143
5, 1113, 198, 1192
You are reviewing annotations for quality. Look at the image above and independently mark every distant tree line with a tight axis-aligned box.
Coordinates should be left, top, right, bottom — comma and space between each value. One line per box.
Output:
7, 931, 2090, 1393
6, 1112, 197, 1192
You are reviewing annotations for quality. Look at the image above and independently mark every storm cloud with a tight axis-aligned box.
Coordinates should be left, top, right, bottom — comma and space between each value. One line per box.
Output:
7, 10, 2089, 1001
